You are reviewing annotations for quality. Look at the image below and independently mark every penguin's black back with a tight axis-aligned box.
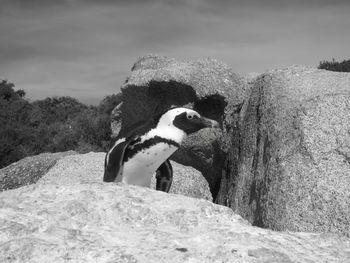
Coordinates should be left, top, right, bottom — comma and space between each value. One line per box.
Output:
116, 106, 184, 141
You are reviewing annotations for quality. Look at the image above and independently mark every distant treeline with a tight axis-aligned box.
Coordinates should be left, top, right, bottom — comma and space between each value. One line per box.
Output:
318, 58, 350, 72
0, 79, 121, 168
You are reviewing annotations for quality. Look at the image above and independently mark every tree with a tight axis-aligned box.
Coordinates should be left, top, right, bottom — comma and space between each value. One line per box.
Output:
97, 93, 122, 115
0, 81, 34, 167
31, 96, 88, 125
0, 79, 117, 168
0, 80, 26, 101
318, 58, 350, 72
72, 107, 112, 152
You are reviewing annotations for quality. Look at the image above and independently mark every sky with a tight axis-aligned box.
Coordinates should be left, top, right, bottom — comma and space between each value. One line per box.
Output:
1, 0, 350, 105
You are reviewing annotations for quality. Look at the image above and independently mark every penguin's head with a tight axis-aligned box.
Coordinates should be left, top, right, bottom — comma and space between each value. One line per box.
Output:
157, 107, 219, 135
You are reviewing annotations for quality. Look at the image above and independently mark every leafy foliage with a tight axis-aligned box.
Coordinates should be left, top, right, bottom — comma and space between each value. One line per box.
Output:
0, 79, 121, 168
30, 97, 88, 125
318, 58, 350, 72
97, 93, 122, 115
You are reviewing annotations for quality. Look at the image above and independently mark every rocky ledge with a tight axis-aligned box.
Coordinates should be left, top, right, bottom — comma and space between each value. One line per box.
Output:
1, 182, 349, 263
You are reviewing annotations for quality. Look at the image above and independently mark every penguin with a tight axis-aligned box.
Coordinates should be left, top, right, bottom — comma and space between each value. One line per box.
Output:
103, 106, 219, 192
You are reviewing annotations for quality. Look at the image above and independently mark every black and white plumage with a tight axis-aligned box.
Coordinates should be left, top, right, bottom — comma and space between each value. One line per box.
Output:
103, 106, 219, 192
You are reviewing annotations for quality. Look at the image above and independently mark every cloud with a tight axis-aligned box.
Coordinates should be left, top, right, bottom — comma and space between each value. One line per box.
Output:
0, 0, 350, 104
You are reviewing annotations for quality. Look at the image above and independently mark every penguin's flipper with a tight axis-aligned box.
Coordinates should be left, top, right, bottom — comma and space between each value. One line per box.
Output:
103, 138, 129, 182
155, 159, 173, 193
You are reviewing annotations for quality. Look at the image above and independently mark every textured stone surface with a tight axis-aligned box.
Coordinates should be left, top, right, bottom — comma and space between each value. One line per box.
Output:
0, 151, 76, 192
217, 66, 350, 236
126, 55, 246, 103
38, 152, 212, 200
113, 55, 247, 198
0, 183, 349, 263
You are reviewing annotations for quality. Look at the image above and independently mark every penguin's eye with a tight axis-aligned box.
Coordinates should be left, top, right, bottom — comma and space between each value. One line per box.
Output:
187, 114, 199, 120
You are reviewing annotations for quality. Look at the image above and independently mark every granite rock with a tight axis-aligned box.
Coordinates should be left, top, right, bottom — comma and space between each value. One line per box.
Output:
0, 151, 76, 192
216, 66, 350, 236
0, 182, 349, 263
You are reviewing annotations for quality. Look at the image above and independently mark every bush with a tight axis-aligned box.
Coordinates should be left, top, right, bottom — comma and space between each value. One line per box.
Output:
72, 107, 112, 152
30, 96, 88, 125
318, 58, 350, 72
0, 79, 120, 168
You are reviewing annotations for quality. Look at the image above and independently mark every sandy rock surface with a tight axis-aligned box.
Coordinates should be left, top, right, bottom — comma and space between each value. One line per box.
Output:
1, 182, 349, 263
0, 151, 77, 192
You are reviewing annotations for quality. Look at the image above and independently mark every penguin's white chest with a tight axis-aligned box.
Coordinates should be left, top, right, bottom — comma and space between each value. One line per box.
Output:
121, 142, 177, 187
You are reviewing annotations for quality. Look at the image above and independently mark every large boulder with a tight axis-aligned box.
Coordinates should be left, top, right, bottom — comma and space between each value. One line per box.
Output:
0, 151, 76, 192
0, 182, 349, 262
112, 55, 247, 198
38, 152, 212, 201
216, 66, 350, 236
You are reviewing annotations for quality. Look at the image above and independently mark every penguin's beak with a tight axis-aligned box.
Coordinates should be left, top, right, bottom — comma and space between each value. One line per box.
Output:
199, 116, 220, 129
